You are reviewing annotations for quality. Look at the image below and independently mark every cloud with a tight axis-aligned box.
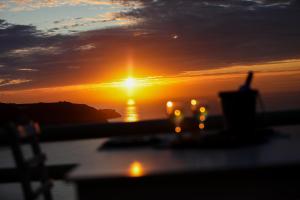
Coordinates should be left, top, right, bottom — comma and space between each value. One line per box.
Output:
46, 12, 140, 34
0, 78, 31, 87
0, 0, 300, 91
17, 68, 39, 72
5, 46, 62, 57
0, 20, 66, 53
1, 0, 141, 11
75, 44, 96, 51
179, 59, 300, 78
116, 0, 300, 67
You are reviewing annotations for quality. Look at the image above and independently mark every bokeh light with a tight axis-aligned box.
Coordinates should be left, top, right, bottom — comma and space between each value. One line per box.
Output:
175, 126, 182, 133
200, 106, 206, 113
199, 123, 205, 130
191, 99, 197, 106
129, 161, 144, 177
174, 109, 181, 117
200, 115, 206, 122
166, 101, 173, 108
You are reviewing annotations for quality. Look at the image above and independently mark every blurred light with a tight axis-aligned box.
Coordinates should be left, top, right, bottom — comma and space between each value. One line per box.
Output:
129, 161, 144, 177
200, 115, 206, 122
166, 101, 173, 108
199, 123, 205, 130
191, 99, 197, 106
200, 107, 206, 113
127, 99, 135, 106
175, 126, 182, 133
174, 109, 181, 117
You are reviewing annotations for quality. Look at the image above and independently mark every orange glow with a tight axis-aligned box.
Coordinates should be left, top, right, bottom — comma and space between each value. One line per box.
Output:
200, 107, 206, 113
191, 99, 197, 106
199, 115, 206, 122
175, 126, 182, 133
129, 161, 144, 177
174, 109, 181, 117
2, 58, 300, 110
199, 123, 205, 130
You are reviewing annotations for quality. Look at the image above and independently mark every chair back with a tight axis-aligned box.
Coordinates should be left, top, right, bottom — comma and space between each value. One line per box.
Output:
7, 121, 53, 200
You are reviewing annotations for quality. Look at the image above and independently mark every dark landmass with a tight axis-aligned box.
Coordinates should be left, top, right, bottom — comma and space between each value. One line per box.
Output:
0, 102, 121, 125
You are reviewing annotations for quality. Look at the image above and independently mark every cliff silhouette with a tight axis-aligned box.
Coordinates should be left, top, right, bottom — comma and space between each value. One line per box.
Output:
0, 102, 121, 125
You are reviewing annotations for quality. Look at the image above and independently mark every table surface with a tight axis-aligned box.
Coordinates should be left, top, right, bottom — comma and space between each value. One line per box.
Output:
68, 129, 300, 182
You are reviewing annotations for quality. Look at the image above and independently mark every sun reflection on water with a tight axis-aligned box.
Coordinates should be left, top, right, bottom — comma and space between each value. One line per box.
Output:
125, 98, 139, 122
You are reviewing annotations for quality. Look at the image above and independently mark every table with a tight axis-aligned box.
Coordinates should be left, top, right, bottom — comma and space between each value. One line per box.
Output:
68, 130, 300, 200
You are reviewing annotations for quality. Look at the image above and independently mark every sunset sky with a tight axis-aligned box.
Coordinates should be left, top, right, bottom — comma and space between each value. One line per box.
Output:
0, 0, 300, 118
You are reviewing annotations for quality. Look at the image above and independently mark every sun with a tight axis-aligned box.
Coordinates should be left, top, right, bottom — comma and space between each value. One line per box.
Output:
124, 77, 136, 89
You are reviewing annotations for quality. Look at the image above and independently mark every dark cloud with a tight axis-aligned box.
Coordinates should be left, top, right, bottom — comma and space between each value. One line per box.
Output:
0, 0, 300, 90
118, 0, 300, 65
